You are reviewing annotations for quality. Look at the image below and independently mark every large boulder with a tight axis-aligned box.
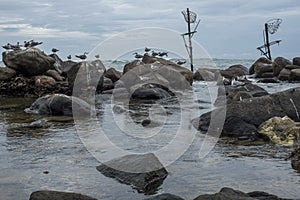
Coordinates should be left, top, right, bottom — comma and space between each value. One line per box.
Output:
278, 68, 291, 81
293, 57, 300, 66
131, 83, 174, 100
272, 57, 292, 77
258, 116, 300, 146
29, 190, 96, 200
193, 68, 218, 81
124, 55, 193, 85
67, 60, 106, 92
2, 48, 55, 76
0, 67, 16, 81
49, 53, 64, 73
194, 87, 300, 140
220, 64, 249, 79
105, 67, 122, 83
24, 94, 91, 117
249, 57, 272, 75
289, 69, 300, 82
45, 69, 64, 81
102, 77, 114, 91
96, 153, 168, 195
254, 62, 274, 78
34, 75, 56, 90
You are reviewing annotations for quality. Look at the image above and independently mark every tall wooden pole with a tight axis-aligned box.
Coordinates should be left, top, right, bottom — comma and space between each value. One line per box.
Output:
187, 8, 194, 72
265, 23, 271, 60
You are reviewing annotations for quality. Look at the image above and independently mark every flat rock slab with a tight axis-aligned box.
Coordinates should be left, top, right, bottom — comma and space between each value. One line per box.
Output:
96, 153, 168, 195
29, 190, 97, 200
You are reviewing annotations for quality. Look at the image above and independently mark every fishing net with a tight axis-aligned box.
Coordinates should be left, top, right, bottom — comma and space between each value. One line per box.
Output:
267, 18, 282, 34
181, 10, 197, 23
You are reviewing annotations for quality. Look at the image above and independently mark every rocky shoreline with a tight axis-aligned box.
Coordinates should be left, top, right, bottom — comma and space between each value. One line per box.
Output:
1, 45, 300, 199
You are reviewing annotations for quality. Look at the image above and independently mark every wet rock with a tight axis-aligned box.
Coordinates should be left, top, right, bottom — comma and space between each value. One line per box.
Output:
67, 60, 106, 92
102, 77, 114, 91
278, 68, 291, 81
29, 190, 97, 200
249, 57, 272, 75
220, 64, 249, 79
285, 65, 300, 70
214, 83, 268, 106
124, 55, 193, 85
96, 153, 168, 195
145, 193, 184, 200
105, 67, 122, 83
131, 83, 174, 100
193, 68, 218, 81
257, 78, 280, 83
25, 94, 91, 117
290, 148, 300, 171
194, 187, 252, 200
34, 75, 56, 89
123, 60, 143, 74
289, 69, 300, 81
45, 69, 64, 81
194, 87, 300, 140
61, 60, 77, 75
2, 48, 55, 76
0, 67, 16, 81
258, 116, 300, 146
194, 187, 286, 200
254, 62, 274, 78
293, 57, 300, 66
273, 57, 292, 77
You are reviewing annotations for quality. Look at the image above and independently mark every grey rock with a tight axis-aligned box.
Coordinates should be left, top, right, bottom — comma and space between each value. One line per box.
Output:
145, 193, 185, 200
105, 67, 122, 83
29, 190, 97, 200
293, 57, 300, 66
289, 69, 300, 81
273, 57, 292, 76
45, 69, 64, 81
249, 57, 272, 75
0, 67, 16, 81
96, 153, 168, 195
278, 68, 291, 81
2, 48, 55, 76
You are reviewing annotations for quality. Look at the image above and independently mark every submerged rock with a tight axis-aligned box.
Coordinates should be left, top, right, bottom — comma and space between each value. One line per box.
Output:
2, 48, 55, 76
25, 94, 91, 117
259, 116, 300, 146
145, 193, 184, 200
29, 190, 96, 200
96, 153, 168, 195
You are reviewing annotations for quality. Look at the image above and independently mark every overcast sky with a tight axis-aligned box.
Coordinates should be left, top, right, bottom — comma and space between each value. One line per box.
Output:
0, 0, 299, 60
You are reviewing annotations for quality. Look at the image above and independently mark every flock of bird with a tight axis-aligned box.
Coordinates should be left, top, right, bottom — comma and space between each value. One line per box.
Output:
2, 42, 185, 64
1, 40, 100, 61
133, 47, 169, 59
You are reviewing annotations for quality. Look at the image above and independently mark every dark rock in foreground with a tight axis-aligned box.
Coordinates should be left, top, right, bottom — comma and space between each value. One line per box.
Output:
220, 64, 249, 79
0, 67, 16, 81
2, 48, 55, 76
96, 153, 168, 195
29, 190, 97, 200
193, 87, 300, 140
290, 148, 300, 172
25, 94, 91, 117
145, 193, 184, 200
194, 187, 291, 200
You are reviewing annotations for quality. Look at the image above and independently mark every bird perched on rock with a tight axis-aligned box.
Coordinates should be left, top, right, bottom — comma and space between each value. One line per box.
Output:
133, 52, 143, 59
177, 60, 186, 65
24, 40, 43, 48
75, 52, 88, 60
145, 47, 151, 52
67, 55, 72, 60
52, 48, 59, 53
95, 54, 100, 59
158, 52, 168, 57
2, 43, 12, 50
151, 51, 158, 57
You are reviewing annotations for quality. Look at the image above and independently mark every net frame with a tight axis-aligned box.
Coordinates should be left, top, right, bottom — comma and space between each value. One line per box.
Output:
181, 10, 197, 23
266, 18, 282, 34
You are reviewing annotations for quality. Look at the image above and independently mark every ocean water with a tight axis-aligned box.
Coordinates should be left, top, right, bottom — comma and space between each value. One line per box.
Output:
0, 59, 300, 200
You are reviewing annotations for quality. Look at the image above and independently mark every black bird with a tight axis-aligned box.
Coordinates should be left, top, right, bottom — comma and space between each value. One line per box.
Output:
133, 52, 143, 59
75, 52, 88, 60
95, 54, 100, 59
2, 43, 12, 50
52, 48, 59, 53
67, 55, 72, 60
24, 40, 33, 48
10, 42, 22, 51
177, 60, 186, 65
27, 40, 42, 48
145, 47, 151, 52
158, 52, 168, 57
151, 51, 158, 57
